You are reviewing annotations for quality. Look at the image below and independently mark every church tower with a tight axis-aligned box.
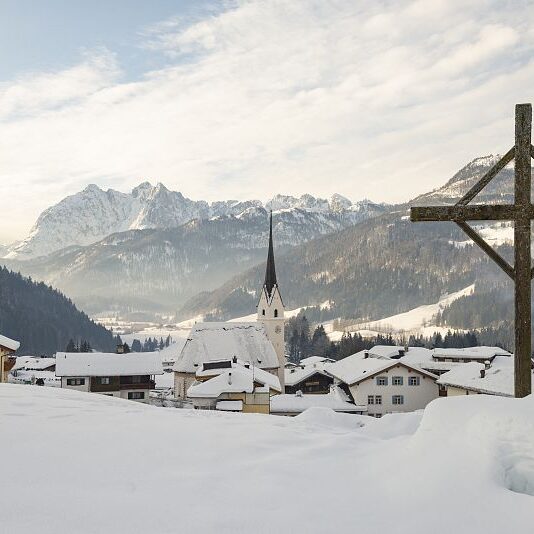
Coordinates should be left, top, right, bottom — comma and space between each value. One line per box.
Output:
257, 211, 286, 389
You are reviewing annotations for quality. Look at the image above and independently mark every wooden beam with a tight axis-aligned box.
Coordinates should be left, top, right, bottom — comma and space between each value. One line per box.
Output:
410, 204, 524, 222
514, 103, 532, 398
455, 221, 515, 280
457, 147, 515, 206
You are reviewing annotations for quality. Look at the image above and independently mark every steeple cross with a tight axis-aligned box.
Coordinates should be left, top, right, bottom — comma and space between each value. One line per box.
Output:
411, 103, 533, 398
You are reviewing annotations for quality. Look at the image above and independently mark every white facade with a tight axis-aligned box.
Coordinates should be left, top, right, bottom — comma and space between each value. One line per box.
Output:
61, 377, 90, 393
257, 285, 285, 388
60, 377, 151, 402
347, 363, 439, 417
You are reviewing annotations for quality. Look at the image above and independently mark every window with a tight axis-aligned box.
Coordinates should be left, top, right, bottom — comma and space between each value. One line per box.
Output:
376, 376, 388, 386
408, 376, 420, 386
98, 377, 110, 385
392, 395, 404, 405
66, 378, 85, 386
131, 375, 142, 384
375, 414, 382, 418
375, 395, 382, 405
128, 392, 145, 400
262, 309, 265, 316
392, 376, 403, 386
274, 309, 278, 317
368, 395, 374, 405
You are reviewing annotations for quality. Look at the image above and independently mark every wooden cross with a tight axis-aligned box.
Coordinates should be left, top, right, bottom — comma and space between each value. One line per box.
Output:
411, 103, 533, 398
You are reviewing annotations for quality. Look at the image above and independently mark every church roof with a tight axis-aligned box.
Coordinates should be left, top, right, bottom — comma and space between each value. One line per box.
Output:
264, 211, 277, 297
173, 322, 279, 374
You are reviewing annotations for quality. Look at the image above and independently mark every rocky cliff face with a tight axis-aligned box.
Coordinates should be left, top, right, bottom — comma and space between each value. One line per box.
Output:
5, 183, 384, 259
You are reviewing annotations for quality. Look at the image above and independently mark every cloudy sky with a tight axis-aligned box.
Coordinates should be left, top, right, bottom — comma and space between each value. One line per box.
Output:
1, 0, 533, 243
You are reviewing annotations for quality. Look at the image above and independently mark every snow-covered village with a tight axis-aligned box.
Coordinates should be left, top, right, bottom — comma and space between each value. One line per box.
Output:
2, 2, 534, 533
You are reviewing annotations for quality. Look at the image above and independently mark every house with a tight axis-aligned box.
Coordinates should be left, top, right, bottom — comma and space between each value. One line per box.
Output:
284, 356, 335, 394
0, 334, 20, 383
8, 356, 59, 387
173, 214, 286, 399
400, 346, 456, 376
328, 351, 439, 417
55, 351, 163, 403
187, 358, 281, 413
400, 346, 512, 377
436, 356, 528, 397
270, 386, 366, 416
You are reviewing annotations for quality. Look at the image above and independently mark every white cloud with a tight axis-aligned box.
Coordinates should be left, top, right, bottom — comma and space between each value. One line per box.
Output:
1, 0, 534, 243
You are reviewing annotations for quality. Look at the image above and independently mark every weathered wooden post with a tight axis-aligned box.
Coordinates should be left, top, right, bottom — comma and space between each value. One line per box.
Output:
411, 103, 533, 398
513, 104, 532, 398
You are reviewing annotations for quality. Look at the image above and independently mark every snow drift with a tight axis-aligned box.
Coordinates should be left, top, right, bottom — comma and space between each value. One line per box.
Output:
1, 384, 533, 533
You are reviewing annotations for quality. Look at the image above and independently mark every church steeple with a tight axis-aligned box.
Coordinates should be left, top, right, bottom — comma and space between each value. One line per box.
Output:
257, 210, 286, 389
264, 211, 277, 297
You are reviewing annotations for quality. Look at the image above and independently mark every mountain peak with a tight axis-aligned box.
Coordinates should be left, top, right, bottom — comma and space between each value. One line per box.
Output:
466, 154, 504, 169
132, 181, 154, 198
83, 184, 103, 194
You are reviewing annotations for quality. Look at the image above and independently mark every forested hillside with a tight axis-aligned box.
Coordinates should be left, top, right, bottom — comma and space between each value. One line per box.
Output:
179, 210, 505, 322
0, 267, 117, 355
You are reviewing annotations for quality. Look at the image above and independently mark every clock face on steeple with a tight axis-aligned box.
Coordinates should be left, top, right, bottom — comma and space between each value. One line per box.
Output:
275, 325, 282, 334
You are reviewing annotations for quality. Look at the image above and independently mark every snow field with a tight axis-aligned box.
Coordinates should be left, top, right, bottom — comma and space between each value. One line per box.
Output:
1, 384, 533, 533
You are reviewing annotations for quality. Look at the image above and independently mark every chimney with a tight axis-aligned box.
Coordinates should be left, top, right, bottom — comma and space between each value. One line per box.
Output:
228, 372, 232, 385
397, 349, 405, 358
364, 351, 369, 359
484, 360, 491, 370
480, 369, 486, 378
232, 356, 237, 364
404, 345, 409, 353
116, 344, 124, 354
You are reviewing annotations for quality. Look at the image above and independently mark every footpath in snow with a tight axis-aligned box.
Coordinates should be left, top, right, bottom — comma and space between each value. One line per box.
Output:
1, 384, 534, 533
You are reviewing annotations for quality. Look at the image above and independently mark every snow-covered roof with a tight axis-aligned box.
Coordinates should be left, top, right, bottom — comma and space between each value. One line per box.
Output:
0, 334, 20, 352
270, 388, 366, 414
368, 345, 407, 358
328, 354, 396, 384
436, 357, 521, 397
328, 352, 436, 385
398, 347, 434, 366
432, 347, 511, 360
158, 341, 186, 365
12, 356, 56, 372
55, 352, 163, 377
299, 356, 335, 366
187, 363, 281, 398
173, 322, 279, 374
195, 358, 281, 390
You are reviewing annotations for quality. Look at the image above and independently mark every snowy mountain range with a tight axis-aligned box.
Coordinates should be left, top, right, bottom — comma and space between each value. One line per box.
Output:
4, 182, 383, 259
1, 153, 524, 325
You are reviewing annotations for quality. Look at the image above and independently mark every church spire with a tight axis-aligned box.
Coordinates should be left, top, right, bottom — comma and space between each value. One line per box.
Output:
264, 211, 277, 297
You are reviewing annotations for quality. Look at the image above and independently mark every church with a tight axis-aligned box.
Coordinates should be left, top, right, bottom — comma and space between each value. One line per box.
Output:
173, 213, 286, 400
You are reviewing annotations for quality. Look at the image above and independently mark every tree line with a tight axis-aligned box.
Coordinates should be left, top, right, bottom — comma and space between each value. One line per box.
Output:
285, 313, 509, 363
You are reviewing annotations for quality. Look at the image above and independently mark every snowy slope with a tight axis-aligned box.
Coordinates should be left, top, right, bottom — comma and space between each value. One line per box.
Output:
5, 183, 385, 259
411, 154, 517, 206
330, 285, 475, 340
1, 384, 534, 533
